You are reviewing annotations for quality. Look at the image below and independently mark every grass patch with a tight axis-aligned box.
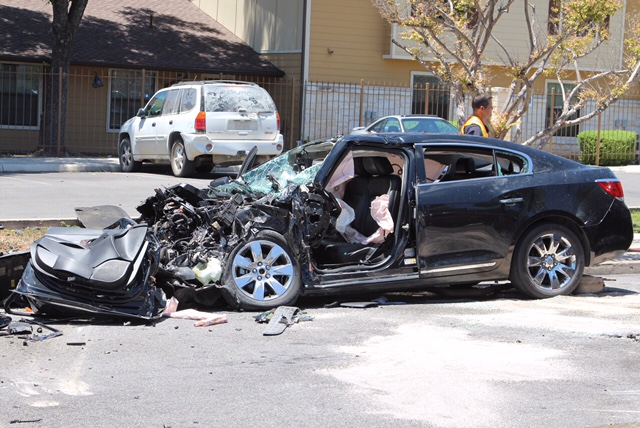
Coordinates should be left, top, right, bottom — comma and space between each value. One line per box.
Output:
632, 209, 640, 233
0, 227, 47, 255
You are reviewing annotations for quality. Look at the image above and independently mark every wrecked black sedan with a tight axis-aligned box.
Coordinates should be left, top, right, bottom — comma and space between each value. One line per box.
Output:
132, 133, 633, 310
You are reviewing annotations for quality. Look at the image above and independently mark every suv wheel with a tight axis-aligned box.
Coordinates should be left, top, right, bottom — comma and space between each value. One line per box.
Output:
170, 138, 195, 177
119, 137, 141, 172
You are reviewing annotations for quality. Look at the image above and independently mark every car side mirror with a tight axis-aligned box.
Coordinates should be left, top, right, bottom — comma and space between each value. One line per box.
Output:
136, 108, 146, 117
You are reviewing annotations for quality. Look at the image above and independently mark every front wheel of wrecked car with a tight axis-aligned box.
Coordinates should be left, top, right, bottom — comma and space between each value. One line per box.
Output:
221, 230, 301, 311
511, 223, 584, 299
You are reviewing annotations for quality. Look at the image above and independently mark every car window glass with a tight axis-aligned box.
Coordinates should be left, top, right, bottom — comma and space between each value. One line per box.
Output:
422, 147, 496, 183
146, 91, 167, 117
433, 120, 459, 133
495, 151, 528, 175
370, 119, 385, 133
384, 118, 401, 132
402, 119, 422, 132
215, 141, 334, 197
162, 89, 181, 115
204, 86, 276, 113
179, 88, 197, 113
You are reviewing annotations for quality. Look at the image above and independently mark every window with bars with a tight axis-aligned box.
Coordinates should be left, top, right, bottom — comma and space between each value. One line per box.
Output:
109, 69, 157, 131
412, 74, 450, 119
546, 81, 580, 137
0, 63, 39, 128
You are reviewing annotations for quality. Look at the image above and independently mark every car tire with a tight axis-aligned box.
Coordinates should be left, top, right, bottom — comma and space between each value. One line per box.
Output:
170, 138, 195, 177
118, 137, 141, 173
511, 224, 584, 299
221, 230, 301, 311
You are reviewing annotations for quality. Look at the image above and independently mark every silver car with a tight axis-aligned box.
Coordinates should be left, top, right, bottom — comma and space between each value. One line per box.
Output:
118, 80, 284, 177
351, 114, 459, 135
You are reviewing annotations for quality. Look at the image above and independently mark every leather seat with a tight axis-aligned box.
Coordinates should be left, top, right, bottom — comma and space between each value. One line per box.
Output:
440, 157, 475, 181
316, 156, 401, 265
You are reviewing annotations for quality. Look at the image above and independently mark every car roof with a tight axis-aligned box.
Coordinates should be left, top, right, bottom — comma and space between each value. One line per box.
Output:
377, 114, 443, 120
171, 80, 259, 88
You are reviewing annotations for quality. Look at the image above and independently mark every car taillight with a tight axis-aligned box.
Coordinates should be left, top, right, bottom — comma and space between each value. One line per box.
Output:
195, 111, 206, 132
597, 180, 624, 200
276, 112, 280, 132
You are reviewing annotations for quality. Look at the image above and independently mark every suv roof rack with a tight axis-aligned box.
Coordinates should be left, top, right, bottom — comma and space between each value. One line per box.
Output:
172, 80, 258, 87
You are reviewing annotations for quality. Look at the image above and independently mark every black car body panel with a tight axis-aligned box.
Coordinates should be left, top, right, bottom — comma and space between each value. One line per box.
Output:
9, 133, 634, 312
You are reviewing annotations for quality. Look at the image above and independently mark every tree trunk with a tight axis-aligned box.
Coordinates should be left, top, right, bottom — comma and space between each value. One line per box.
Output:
40, 0, 88, 156
452, 85, 467, 127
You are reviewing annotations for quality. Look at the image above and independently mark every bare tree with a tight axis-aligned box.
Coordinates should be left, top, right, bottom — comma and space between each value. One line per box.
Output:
373, 0, 640, 145
42, 0, 89, 155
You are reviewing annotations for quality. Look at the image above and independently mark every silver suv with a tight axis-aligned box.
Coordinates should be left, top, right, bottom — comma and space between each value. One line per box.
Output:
118, 80, 284, 177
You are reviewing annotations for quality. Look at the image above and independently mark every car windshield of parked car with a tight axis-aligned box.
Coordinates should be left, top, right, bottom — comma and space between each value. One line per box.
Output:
217, 140, 335, 197
402, 118, 459, 134
205, 86, 276, 113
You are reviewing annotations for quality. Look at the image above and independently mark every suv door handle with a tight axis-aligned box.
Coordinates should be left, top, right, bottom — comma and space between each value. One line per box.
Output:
152, 123, 156, 127
500, 197, 523, 205
169, 120, 173, 125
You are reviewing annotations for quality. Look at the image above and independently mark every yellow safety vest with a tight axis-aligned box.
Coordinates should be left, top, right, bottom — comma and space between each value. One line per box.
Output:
460, 115, 489, 137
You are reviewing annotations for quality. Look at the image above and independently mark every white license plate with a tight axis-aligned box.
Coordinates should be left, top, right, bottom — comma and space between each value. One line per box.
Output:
230, 120, 258, 131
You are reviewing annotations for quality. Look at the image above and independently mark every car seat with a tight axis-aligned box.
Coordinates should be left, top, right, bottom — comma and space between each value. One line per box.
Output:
440, 157, 476, 181
315, 156, 402, 265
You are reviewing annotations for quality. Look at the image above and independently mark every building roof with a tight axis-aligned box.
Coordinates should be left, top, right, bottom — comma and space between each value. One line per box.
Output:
0, 0, 284, 77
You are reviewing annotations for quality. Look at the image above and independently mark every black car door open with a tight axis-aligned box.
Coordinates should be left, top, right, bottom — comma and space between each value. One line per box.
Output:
415, 144, 533, 279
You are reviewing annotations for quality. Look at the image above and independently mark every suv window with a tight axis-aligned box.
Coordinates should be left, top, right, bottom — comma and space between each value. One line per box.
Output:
179, 88, 198, 113
204, 86, 275, 113
162, 89, 181, 115
147, 91, 167, 117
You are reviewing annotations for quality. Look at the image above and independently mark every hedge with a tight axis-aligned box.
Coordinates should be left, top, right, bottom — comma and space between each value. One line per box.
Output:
578, 130, 637, 166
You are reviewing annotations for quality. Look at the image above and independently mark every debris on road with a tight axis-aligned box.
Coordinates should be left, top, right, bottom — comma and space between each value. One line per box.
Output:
162, 297, 228, 327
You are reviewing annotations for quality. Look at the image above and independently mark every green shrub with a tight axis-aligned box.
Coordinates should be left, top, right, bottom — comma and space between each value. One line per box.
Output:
578, 130, 637, 166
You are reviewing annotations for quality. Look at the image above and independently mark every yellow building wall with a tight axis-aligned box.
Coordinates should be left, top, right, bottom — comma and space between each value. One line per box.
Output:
308, 0, 418, 83
310, 0, 632, 90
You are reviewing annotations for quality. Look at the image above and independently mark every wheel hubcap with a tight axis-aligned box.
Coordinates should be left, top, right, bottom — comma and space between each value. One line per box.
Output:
121, 144, 132, 167
231, 240, 294, 301
526, 232, 577, 290
173, 144, 185, 170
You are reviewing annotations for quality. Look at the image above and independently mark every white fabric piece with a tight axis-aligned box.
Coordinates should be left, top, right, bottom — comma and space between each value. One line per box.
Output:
162, 297, 228, 327
334, 194, 394, 245
326, 151, 354, 199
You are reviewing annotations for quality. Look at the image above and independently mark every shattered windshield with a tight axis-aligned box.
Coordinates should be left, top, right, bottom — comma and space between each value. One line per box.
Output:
216, 140, 336, 197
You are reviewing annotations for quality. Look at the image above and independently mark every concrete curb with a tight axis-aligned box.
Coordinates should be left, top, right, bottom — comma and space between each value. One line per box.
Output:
0, 158, 120, 173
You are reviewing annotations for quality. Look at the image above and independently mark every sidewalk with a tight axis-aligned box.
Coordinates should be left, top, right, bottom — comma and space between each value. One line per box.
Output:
0, 156, 120, 173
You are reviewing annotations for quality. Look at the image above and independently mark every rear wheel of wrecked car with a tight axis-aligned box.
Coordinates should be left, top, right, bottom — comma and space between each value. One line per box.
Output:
511, 223, 584, 299
222, 230, 301, 311
119, 137, 141, 172
170, 138, 195, 177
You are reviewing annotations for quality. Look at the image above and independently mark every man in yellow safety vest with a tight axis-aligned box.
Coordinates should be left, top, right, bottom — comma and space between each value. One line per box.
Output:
460, 94, 494, 137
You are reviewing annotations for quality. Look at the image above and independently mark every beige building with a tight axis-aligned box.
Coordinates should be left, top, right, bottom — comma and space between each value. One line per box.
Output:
1, 0, 638, 155
195, 0, 640, 151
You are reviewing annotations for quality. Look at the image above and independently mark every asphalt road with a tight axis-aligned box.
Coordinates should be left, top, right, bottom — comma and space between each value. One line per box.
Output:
0, 166, 639, 222
0, 167, 215, 222
1, 168, 640, 427
2, 275, 640, 428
